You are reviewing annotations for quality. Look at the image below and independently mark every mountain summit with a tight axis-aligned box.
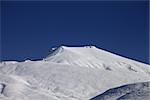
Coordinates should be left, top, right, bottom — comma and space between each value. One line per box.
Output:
45, 45, 148, 69
0, 46, 149, 100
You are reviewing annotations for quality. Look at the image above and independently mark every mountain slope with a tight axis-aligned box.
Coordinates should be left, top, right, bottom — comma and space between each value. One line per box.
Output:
45, 46, 149, 73
0, 46, 149, 100
91, 81, 150, 100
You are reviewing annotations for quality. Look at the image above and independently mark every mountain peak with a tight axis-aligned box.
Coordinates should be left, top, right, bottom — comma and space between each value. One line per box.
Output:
58, 45, 68, 49
48, 45, 98, 56
45, 45, 117, 67
57, 45, 97, 49
46, 45, 98, 59
45, 45, 147, 68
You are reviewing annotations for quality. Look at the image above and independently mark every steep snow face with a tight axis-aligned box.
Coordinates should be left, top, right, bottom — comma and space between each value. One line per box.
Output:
0, 46, 150, 100
91, 81, 150, 100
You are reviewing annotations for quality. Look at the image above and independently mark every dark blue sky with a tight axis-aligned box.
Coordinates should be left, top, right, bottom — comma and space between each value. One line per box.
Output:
1, 1, 149, 64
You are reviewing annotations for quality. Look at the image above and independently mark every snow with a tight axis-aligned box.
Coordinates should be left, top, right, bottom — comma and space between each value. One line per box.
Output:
91, 81, 150, 100
0, 46, 149, 100
0, 83, 5, 94
45, 46, 149, 69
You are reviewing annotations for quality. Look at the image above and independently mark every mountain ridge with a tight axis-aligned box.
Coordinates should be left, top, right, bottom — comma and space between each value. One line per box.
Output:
45, 46, 149, 69
0, 45, 149, 100
1, 45, 149, 65
91, 81, 150, 100
45, 45, 149, 65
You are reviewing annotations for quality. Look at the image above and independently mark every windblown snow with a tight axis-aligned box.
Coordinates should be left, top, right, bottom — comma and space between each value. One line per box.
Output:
0, 46, 149, 100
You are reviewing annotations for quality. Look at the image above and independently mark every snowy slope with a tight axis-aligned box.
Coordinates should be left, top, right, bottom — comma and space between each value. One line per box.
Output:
91, 81, 150, 100
45, 46, 149, 73
0, 46, 149, 100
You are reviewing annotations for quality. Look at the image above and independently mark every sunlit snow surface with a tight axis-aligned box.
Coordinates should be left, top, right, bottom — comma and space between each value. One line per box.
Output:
0, 46, 149, 100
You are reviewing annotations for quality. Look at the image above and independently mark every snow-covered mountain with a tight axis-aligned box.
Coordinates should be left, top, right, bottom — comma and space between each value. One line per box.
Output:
0, 46, 149, 100
91, 81, 150, 100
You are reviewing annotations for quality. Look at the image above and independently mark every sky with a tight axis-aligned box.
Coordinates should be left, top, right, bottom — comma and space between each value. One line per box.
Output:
1, 1, 149, 64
